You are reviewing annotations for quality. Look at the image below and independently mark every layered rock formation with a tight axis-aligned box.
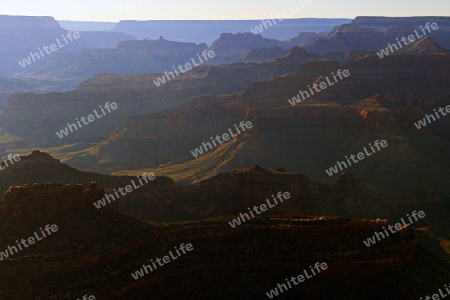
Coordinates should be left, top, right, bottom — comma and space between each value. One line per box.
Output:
398, 36, 450, 54
0, 76, 42, 109
56, 37, 208, 78
1, 152, 447, 228
111, 19, 349, 43
207, 33, 287, 64
0, 15, 135, 95
209, 32, 338, 64
0, 153, 358, 221
66, 52, 450, 196
305, 17, 450, 55
241, 47, 291, 63
0, 16, 67, 76
2, 16, 450, 299
286, 32, 325, 48
36, 32, 327, 77
0, 15, 135, 77
19, 30, 328, 84
3, 183, 85, 216
0, 47, 324, 145
0, 164, 446, 299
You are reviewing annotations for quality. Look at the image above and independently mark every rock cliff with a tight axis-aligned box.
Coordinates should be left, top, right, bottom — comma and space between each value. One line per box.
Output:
111, 19, 349, 43
0, 178, 432, 299
0, 177, 443, 299
67, 52, 450, 196
0, 46, 323, 145
57, 37, 207, 78
0, 15, 136, 77
305, 17, 450, 55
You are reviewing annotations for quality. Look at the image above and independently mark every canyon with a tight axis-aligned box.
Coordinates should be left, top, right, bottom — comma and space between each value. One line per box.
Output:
0, 15, 449, 299
47, 39, 450, 197
0, 150, 447, 298
0, 46, 326, 143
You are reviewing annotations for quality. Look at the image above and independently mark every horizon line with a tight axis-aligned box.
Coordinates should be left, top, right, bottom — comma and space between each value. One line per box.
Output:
58, 16, 450, 23
1, 14, 449, 23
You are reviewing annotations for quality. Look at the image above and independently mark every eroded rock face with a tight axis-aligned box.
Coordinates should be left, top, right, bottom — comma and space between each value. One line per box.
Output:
0, 185, 421, 299
305, 17, 450, 55
208, 33, 286, 64
110, 19, 348, 42
241, 47, 291, 63
0, 47, 318, 144
73, 53, 450, 190
399, 36, 450, 54
0, 153, 367, 221
3, 183, 84, 217
58, 38, 208, 78
0, 166, 436, 299
18, 51, 444, 197
97, 165, 368, 221
0, 16, 137, 78
0, 77, 40, 109
4, 149, 447, 230
0, 16, 66, 76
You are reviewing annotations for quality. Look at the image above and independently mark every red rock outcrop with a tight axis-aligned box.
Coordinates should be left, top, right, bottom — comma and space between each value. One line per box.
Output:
3, 183, 84, 217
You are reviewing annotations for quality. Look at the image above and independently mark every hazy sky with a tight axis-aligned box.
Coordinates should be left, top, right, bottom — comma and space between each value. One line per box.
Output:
2, 0, 449, 22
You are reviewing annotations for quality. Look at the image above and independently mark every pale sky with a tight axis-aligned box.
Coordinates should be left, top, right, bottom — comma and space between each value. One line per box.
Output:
1, 0, 449, 22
